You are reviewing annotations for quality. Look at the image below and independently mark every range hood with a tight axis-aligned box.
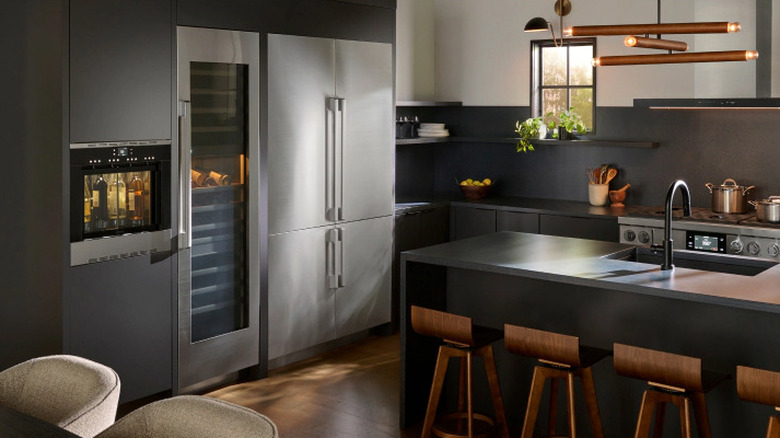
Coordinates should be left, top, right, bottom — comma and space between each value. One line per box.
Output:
634, 98, 780, 110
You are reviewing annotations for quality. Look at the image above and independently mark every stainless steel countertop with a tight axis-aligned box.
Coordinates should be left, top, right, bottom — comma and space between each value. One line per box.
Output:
401, 231, 780, 313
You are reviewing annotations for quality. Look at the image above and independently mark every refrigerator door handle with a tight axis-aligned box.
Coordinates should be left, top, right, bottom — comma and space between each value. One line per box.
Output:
326, 97, 339, 222
335, 98, 345, 221
337, 227, 346, 288
327, 228, 340, 289
178, 100, 192, 250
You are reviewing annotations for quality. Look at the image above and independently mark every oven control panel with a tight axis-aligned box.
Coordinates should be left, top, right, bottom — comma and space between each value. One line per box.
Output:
726, 235, 780, 259
685, 231, 726, 253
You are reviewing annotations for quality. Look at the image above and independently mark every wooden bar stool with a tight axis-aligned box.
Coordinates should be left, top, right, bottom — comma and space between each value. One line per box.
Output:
613, 343, 728, 438
737, 365, 780, 437
410, 305, 509, 438
504, 324, 609, 438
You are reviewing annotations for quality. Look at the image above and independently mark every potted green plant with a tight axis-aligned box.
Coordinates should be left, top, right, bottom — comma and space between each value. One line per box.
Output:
557, 107, 588, 140
514, 117, 542, 153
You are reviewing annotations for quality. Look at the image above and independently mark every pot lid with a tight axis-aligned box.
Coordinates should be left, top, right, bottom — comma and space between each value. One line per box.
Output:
707, 178, 755, 192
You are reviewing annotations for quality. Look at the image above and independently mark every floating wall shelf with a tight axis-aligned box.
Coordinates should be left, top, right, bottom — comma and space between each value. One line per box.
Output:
396, 137, 659, 149
396, 101, 463, 107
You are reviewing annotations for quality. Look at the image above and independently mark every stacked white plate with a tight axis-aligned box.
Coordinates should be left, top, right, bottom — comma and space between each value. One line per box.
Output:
417, 123, 449, 138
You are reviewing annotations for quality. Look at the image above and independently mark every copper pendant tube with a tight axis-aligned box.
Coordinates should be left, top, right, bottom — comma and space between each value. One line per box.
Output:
625, 36, 688, 52
594, 50, 758, 66
567, 22, 740, 36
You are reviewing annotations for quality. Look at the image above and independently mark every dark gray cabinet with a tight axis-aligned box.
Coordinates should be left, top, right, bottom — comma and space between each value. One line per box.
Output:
450, 206, 497, 240
393, 206, 449, 328
539, 214, 619, 242
66, 255, 173, 403
70, 0, 172, 142
497, 210, 539, 233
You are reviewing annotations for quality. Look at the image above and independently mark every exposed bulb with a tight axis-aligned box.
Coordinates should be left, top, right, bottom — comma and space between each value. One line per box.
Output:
624, 36, 638, 47
746, 50, 759, 60
728, 22, 741, 32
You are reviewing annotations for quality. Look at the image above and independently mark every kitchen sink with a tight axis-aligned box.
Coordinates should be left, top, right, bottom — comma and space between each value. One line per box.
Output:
606, 247, 778, 276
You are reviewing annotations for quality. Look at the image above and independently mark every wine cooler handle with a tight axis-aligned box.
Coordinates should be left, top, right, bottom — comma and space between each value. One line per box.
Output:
178, 100, 192, 250
335, 98, 345, 221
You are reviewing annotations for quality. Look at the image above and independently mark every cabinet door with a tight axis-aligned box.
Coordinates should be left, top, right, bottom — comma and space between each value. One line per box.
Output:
539, 214, 619, 242
451, 206, 497, 240
497, 211, 539, 233
336, 40, 394, 222
335, 216, 392, 337
67, 255, 172, 403
268, 227, 336, 360
70, 0, 172, 142
267, 34, 336, 234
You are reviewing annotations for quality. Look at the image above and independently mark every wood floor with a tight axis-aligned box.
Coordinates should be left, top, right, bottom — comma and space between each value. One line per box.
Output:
207, 334, 423, 438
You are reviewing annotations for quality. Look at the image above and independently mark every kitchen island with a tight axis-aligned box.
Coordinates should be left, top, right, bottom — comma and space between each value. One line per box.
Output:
400, 231, 780, 436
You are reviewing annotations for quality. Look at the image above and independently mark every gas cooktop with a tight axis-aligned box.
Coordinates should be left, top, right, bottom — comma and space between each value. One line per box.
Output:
627, 206, 780, 229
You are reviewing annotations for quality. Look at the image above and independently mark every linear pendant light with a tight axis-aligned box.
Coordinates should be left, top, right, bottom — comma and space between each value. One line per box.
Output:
565, 22, 741, 37
624, 36, 688, 52
594, 50, 759, 66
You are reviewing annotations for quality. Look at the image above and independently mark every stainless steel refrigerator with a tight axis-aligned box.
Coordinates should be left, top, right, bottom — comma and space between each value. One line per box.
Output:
176, 27, 261, 389
267, 34, 393, 363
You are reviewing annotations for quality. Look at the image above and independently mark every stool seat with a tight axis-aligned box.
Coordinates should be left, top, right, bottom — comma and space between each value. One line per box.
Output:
505, 324, 608, 438
614, 343, 727, 438
411, 305, 509, 438
737, 365, 780, 438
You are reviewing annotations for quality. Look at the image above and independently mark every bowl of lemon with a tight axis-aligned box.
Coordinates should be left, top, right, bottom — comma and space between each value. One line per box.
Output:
459, 178, 492, 200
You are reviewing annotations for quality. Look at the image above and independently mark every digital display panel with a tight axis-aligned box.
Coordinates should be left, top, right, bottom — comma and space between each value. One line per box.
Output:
694, 234, 720, 252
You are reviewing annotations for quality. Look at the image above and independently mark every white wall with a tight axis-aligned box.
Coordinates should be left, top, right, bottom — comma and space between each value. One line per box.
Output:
395, 0, 435, 101
694, 0, 756, 97
396, 0, 772, 106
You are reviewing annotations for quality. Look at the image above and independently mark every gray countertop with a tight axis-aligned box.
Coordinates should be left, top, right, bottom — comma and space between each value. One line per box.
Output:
397, 196, 653, 219
402, 231, 780, 313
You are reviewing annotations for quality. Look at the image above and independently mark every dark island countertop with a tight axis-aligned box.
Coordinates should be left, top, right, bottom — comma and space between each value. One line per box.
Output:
402, 231, 780, 313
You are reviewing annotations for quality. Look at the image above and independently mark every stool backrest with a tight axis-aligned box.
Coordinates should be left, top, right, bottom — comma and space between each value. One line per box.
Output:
737, 365, 780, 407
410, 305, 473, 346
504, 325, 581, 367
613, 343, 703, 392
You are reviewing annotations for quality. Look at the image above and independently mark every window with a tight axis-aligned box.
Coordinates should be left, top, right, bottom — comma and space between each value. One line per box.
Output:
530, 38, 596, 131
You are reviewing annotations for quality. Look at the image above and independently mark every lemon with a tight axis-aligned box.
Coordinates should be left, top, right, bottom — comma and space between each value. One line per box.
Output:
465, 178, 473, 184
483, 178, 492, 186
460, 180, 469, 186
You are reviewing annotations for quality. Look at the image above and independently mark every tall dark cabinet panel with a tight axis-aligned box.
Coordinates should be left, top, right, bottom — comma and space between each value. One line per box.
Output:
0, 2, 65, 371
70, 0, 172, 142
68, 256, 173, 403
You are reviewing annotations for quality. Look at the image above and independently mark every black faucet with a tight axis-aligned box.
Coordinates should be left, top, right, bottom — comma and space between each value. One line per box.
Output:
662, 180, 692, 270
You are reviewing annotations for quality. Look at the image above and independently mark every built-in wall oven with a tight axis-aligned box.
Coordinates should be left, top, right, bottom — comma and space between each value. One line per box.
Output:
70, 141, 172, 266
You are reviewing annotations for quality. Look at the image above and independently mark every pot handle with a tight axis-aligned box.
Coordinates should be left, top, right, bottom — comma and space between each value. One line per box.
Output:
705, 182, 714, 193
749, 200, 758, 208
742, 185, 756, 195
769, 196, 780, 203
723, 178, 738, 186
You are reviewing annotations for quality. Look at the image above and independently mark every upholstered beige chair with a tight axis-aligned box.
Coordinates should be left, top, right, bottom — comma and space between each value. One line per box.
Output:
96, 395, 279, 438
0, 354, 121, 437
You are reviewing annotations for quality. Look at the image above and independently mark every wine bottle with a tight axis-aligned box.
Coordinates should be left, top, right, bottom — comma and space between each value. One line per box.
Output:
83, 177, 92, 233
129, 172, 146, 225
92, 174, 109, 230
108, 173, 127, 228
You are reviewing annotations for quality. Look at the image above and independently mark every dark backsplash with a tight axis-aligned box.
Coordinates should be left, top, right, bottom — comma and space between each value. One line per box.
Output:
396, 105, 780, 208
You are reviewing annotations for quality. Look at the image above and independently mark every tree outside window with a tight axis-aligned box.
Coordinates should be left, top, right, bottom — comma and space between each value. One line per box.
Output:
531, 38, 596, 132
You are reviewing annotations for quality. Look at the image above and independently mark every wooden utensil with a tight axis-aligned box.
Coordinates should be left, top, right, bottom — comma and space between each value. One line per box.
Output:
615, 183, 631, 192
604, 168, 618, 184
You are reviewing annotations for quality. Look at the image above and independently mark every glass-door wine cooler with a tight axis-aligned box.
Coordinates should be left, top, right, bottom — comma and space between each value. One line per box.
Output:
177, 27, 260, 389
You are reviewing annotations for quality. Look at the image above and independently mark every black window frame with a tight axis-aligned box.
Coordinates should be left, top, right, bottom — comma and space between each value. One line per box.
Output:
530, 37, 597, 132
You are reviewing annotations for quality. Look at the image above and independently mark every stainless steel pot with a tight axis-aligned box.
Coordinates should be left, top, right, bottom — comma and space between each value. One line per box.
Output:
705, 178, 755, 213
749, 196, 780, 223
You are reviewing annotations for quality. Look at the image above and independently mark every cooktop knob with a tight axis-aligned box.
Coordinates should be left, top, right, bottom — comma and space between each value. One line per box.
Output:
638, 231, 651, 244
623, 230, 636, 242
730, 239, 744, 254
769, 243, 780, 257
747, 241, 761, 256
